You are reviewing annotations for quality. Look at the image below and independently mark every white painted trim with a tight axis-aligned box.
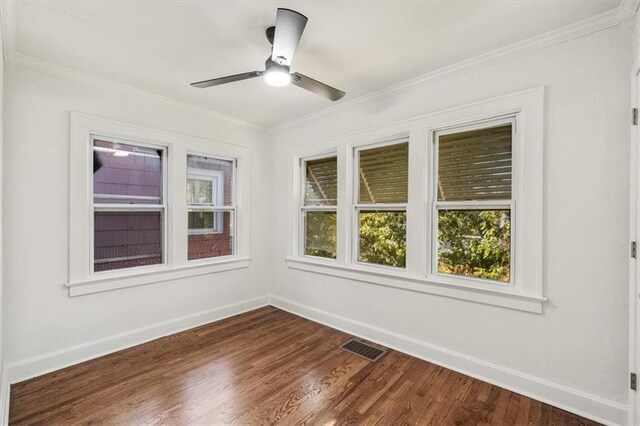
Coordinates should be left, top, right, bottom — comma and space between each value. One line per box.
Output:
0, 367, 8, 426
6, 295, 269, 384
0, 1, 15, 62
286, 257, 545, 314
285, 86, 544, 150
67, 257, 252, 297
270, 295, 627, 426
270, 8, 622, 133
629, 41, 640, 426
11, 53, 266, 132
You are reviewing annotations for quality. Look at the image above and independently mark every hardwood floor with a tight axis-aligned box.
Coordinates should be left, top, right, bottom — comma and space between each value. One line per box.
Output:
10, 307, 598, 425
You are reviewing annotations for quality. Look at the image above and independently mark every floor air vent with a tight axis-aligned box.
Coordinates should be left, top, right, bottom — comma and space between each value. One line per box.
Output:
340, 338, 387, 362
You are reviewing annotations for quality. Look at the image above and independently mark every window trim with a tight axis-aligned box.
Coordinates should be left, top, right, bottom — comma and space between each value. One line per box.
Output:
299, 152, 338, 261
287, 87, 545, 313
429, 116, 516, 288
68, 113, 251, 296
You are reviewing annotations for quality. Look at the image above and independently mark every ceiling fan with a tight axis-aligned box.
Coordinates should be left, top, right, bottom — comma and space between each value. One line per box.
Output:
190, 8, 346, 101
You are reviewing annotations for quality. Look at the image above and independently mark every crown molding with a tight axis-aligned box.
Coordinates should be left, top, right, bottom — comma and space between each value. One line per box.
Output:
0, 1, 266, 133
0, 0, 16, 62
8, 53, 267, 132
269, 6, 623, 134
620, 0, 640, 20
0, 2, 631, 134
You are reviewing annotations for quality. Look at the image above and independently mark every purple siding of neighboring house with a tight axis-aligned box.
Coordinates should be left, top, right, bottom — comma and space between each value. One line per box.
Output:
94, 211, 162, 272
93, 140, 162, 203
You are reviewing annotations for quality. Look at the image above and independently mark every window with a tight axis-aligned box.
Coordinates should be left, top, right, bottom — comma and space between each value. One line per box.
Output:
301, 155, 337, 259
354, 141, 408, 268
287, 89, 544, 313
432, 119, 514, 284
69, 113, 252, 296
92, 139, 166, 272
187, 155, 235, 260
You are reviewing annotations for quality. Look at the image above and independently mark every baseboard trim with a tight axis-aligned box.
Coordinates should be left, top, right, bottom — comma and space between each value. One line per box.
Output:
3, 295, 627, 425
6, 295, 270, 385
269, 295, 627, 426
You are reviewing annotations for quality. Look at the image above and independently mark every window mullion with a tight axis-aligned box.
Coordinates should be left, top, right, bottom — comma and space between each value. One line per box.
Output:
354, 203, 407, 211
93, 204, 165, 211
301, 205, 337, 211
435, 201, 512, 210
187, 205, 235, 211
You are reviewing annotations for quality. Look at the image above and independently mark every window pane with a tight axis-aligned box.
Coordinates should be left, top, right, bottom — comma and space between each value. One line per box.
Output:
187, 178, 213, 204
359, 142, 408, 204
304, 211, 336, 259
438, 124, 512, 201
358, 210, 406, 267
437, 209, 511, 282
188, 211, 223, 233
94, 211, 163, 272
187, 155, 233, 206
305, 157, 337, 206
93, 140, 162, 204
188, 211, 233, 260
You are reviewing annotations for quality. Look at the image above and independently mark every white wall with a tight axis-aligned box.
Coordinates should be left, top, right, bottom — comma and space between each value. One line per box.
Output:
0, 10, 633, 426
269, 23, 632, 423
2, 64, 271, 375
0, 17, 5, 424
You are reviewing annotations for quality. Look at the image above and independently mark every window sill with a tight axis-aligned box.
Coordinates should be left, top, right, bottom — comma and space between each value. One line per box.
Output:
285, 257, 546, 314
66, 257, 252, 297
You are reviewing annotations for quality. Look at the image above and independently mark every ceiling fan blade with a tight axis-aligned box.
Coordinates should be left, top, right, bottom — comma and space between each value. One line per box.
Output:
271, 8, 308, 66
291, 72, 346, 101
191, 71, 263, 88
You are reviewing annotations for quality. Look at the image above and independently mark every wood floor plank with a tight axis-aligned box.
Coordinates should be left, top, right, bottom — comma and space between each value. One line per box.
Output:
9, 307, 601, 425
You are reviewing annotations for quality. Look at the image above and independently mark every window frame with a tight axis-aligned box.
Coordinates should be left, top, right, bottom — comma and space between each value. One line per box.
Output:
187, 166, 225, 235
430, 116, 517, 288
352, 138, 409, 270
68, 113, 251, 296
299, 152, 338, 261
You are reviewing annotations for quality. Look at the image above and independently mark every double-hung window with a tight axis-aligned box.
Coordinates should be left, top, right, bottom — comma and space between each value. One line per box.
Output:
432, 118, 514, 284
69, 113, 252, 296
187, 154, 235, 260
288, 89, 544, 312
354, 140, 408, 268
92, 138, 166, 273
301, 155, 337, 259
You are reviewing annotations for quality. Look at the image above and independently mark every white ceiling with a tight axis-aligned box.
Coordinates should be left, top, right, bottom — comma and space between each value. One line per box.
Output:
11, 0, 620, 128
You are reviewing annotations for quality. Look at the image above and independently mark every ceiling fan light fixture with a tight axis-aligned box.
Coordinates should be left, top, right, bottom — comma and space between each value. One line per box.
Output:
264, 65, 291, 87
